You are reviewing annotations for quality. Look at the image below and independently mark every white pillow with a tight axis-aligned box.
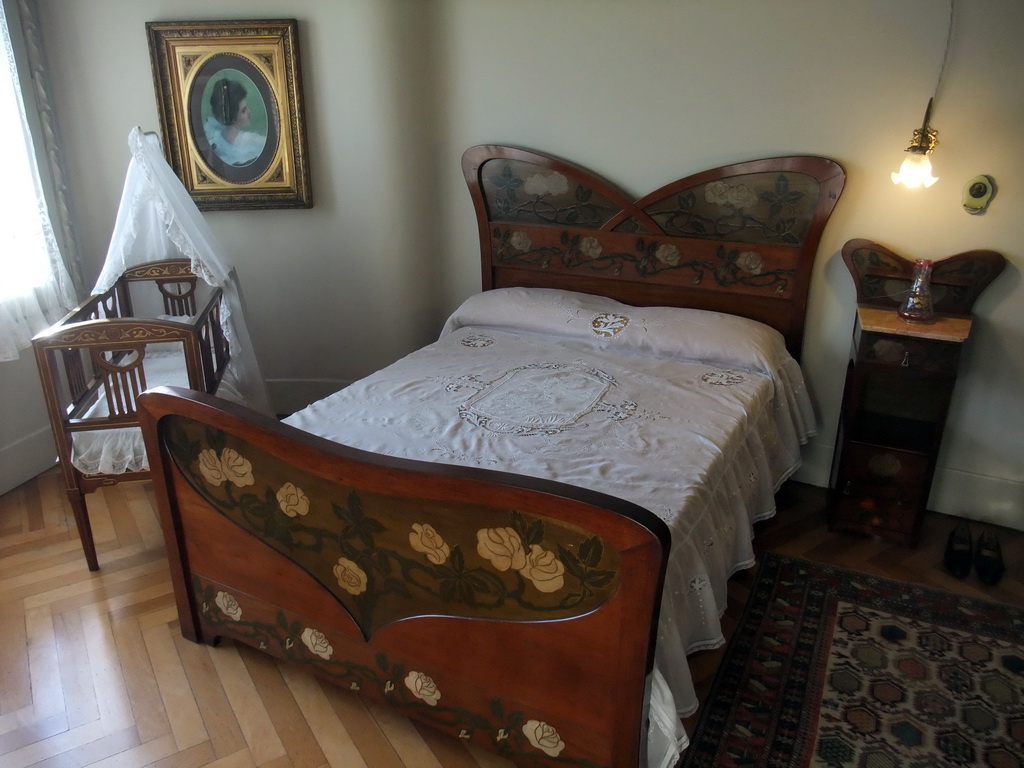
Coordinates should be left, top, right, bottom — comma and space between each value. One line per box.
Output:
440, 287, 791, 377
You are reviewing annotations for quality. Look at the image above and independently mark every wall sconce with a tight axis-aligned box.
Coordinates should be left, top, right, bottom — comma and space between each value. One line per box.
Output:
892, 1, 954, 189
891, 97, 939, 188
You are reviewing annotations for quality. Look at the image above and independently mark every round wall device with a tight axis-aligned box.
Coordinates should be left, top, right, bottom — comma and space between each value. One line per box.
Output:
962, 174, 995, 215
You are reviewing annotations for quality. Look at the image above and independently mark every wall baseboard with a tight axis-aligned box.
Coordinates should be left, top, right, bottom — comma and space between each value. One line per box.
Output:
0, 426, 58, 495
793, 435, 834, 489
930, 468, 1023, 531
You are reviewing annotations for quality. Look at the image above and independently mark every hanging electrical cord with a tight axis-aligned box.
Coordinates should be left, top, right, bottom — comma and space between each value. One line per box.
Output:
891, 0, 955, 188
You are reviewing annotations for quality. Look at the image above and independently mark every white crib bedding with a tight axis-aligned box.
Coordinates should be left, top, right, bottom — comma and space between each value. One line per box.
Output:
284, 287, 817, 766
70, 343, 247, 475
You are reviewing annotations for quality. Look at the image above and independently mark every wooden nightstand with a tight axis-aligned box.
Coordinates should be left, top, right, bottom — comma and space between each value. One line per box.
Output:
830, 240, 1005, 546
829, 308, 970, 544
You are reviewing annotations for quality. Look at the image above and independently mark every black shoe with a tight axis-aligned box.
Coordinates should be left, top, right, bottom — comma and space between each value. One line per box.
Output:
975, 529, 1006, 586
943, 521, 973, 578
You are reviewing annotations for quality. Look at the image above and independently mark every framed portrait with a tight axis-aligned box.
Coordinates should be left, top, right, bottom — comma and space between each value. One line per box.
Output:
146, 19, 312, 210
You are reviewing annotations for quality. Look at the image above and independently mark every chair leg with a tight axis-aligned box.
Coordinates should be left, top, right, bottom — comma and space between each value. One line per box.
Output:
65, 488, 100, 571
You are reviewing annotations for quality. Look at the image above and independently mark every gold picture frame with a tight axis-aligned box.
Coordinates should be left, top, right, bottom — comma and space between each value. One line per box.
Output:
147, 19, 312, 211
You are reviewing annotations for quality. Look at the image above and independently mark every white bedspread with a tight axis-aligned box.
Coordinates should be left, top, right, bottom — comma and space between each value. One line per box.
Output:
284, 287, 816, 767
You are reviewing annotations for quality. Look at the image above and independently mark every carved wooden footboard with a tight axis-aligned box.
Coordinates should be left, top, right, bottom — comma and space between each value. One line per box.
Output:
139, 387, 669, 768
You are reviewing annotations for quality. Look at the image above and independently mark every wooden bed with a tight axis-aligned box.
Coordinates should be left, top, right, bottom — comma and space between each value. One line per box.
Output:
138, 146, 844, 768
33, 259, 230, 571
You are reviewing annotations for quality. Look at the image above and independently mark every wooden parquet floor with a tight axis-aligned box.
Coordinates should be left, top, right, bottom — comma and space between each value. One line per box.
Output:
1, 469, 1021, 767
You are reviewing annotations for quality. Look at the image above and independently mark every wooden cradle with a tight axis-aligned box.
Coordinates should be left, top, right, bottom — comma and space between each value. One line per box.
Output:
138, 146, 844, 767
33, 259, 229, 570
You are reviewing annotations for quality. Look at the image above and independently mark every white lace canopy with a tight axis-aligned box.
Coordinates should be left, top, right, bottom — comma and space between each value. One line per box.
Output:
96, 127, 272, 415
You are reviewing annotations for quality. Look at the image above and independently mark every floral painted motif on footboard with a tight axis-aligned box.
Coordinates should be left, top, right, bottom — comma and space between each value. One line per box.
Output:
194, 575, 589, 763
166, 418, 622, 636
142, 393, 667, 768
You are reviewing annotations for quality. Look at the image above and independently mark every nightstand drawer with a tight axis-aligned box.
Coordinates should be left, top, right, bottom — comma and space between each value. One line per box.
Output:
857, 332, 961, 374
836, 443, 931, 506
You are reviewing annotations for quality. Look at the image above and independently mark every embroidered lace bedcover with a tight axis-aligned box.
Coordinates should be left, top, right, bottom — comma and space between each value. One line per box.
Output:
284, 287, 816, 766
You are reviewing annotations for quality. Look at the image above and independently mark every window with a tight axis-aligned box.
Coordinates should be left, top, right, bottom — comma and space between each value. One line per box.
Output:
0, 1, 75, 361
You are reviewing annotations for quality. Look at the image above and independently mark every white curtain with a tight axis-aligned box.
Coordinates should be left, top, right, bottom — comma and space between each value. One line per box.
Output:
0, 0, 76, 362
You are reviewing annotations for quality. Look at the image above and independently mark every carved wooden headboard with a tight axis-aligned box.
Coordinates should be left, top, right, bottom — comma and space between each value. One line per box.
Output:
462, 145, 845, 359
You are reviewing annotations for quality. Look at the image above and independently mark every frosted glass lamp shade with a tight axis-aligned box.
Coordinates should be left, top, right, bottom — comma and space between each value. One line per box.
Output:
892, 152, 938, 188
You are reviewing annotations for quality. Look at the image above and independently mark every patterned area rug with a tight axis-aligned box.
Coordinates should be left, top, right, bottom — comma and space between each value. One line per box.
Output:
680, 553, 1024, 768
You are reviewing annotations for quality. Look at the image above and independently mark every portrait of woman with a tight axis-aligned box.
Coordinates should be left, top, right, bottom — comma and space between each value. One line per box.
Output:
202, 72, 266, 167
188, 53, 280, 185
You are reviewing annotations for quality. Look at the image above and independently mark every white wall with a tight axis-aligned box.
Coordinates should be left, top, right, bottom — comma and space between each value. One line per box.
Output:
28, 0, 1023, 529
